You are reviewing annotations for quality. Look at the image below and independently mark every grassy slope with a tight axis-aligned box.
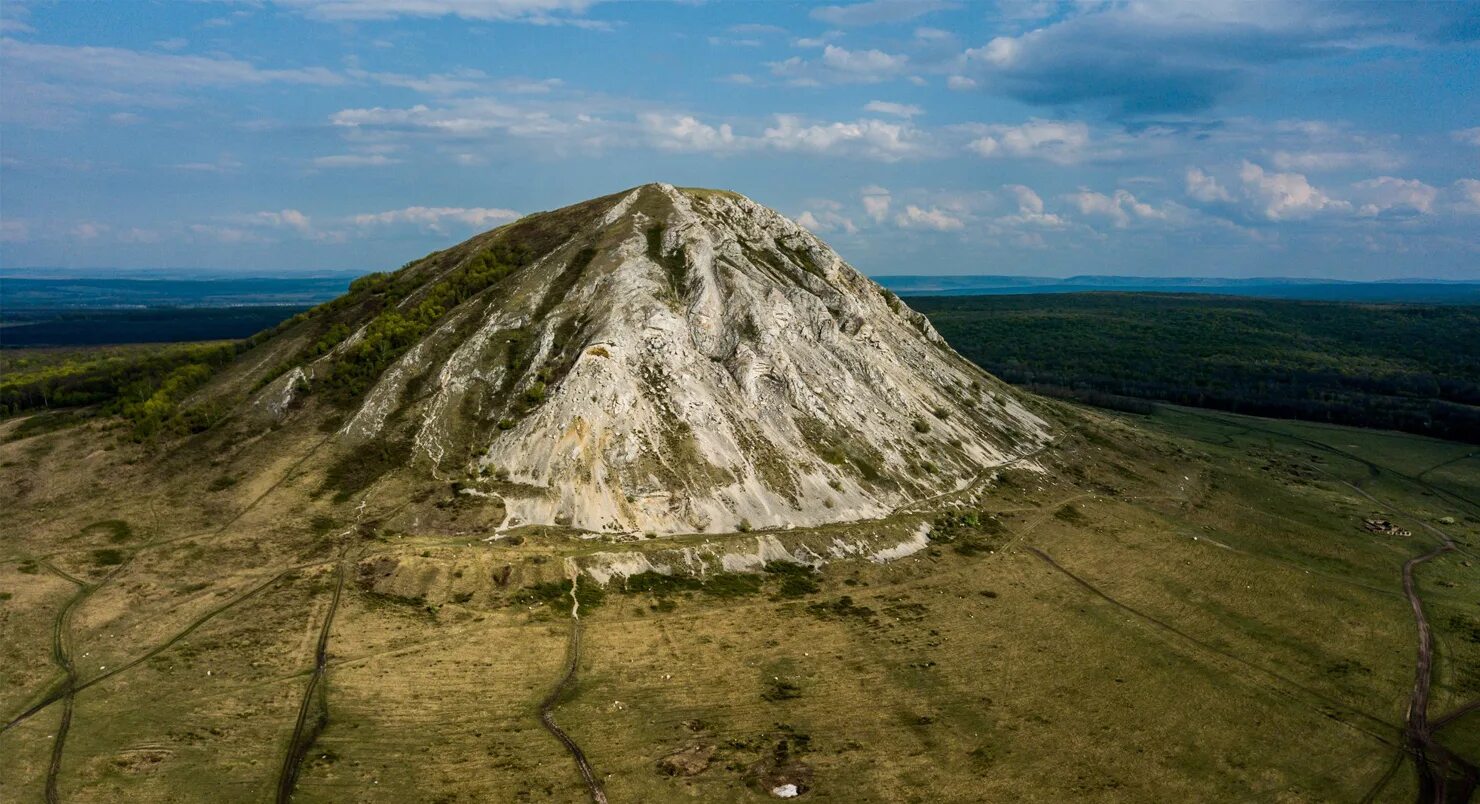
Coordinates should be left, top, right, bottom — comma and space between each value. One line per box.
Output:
0, 398, 1475, 801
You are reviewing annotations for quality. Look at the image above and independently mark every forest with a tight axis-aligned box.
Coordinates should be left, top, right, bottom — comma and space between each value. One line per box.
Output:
916, 293, 1480, 444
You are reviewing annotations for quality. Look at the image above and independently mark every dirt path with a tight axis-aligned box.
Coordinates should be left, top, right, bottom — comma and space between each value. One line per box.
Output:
40, 563, 86, 804
276, 556, 347, 804
537, 562, 607, 804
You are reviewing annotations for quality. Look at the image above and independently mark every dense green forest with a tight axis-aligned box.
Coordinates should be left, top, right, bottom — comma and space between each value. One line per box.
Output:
916, 293, 1480, 443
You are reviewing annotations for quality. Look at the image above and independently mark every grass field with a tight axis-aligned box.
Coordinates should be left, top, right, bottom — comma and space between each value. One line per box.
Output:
0, 398, 1475, 801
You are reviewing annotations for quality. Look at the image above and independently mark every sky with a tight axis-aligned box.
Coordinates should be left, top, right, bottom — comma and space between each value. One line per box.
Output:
1, 0, 1478, 280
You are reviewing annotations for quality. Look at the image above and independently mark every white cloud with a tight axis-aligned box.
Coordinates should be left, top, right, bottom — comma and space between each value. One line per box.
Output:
238, 209, 314, 233
811, 0, 957, 26
1185, 167, 1232, 203
313, 153, 400, 167
895, 204, 963, 231
1066, 189, 1167, 228
966, 119, 1089, 164
1351, 177, 1438, 217
822, 44, 907, 76
795, 208, 858, 234
946, 75, 977, 91
761, 114, 928, 161
863, 100, 922, 118
353, 205, 522, 231
965, 36, 1019, 67
861, 185, 892, 222
1453, 179, 1480, 213
999, 184, 1066, 227
273, 0, 607, 27
1270, 149, 1402, 173
1, 37, 341, 125
172, 157, 245, 173
770, 45, 909, 84
1238, 161, 1349, 220
1, 37, 342, 89
1451, 128, 1480, 147
639, 113, 739, 152
330, 97, 607, 144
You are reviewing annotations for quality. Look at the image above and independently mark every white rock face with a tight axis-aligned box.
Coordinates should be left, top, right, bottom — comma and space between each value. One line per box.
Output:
328, 184, 1050, 534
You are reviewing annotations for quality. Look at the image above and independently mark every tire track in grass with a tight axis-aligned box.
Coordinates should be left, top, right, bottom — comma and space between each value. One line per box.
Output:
537, 560, 607, 804
276, 555, 346, 804
41, 563, 86, 804
4, 562, 319, 733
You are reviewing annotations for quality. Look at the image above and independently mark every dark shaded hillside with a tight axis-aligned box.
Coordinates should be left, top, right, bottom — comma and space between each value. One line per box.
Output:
916, 293, 1480, 443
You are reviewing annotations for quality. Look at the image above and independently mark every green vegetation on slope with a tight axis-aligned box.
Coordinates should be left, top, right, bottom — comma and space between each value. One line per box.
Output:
915, 292, 1480, 443
0, 341, 243, 438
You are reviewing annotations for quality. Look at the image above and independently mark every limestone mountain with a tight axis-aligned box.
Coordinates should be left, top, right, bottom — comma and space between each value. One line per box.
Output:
210, 183, 1050, 535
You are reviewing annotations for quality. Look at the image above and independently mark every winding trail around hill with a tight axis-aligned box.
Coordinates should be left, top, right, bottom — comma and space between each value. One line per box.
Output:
538, 562, 607, 804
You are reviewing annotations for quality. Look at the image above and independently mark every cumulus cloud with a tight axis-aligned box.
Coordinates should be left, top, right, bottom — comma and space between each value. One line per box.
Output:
770, 45, 909, 84
1453, 128, 1480, 147
1350, 177, 1438, 217
999, 184, 1066, 227
1238, 161, 1349, 220
640, 113, 739, 152
895, 204, 963, 230
966, 119, 1089, 164
1185, 167, 1232, 203
1453, 179, 1480, 213
247, 209, 314, 232
760, 115, 929, 160
795, 205, 859, 234
1065, 189, 1167, 228
861, 185, 892, 222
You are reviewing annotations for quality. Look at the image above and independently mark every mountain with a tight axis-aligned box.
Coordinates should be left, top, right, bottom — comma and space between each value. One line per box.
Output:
207, 184, 1049, 535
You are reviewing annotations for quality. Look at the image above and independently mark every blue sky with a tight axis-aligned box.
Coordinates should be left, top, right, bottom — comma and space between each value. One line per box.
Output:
2, 0, 1478, 279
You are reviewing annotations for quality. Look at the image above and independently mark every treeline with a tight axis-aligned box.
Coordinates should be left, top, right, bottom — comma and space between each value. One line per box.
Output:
0, 341, 242, 438
914, 293, 1480, 444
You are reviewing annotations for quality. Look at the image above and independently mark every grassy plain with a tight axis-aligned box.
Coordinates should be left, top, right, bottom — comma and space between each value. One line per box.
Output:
0, 399, 1475, 802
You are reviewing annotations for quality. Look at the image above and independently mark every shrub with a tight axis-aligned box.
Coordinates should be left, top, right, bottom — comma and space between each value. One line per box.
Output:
91, 548, 126, 566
